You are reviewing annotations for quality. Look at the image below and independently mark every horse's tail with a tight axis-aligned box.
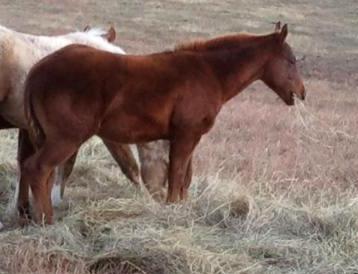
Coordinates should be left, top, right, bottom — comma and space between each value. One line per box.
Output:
24, 75, 45, 149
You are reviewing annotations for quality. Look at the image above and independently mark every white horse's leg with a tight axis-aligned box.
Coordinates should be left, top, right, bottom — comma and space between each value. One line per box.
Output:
136, 141, 169, 201
7, 129, 33, 218
6, 167, 21, 217
6, 184, 18, 216
51, 166, 64, 208
130, 144, 141, 182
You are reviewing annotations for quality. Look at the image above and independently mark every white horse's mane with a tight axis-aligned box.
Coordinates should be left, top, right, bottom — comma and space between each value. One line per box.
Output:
65, 27, 125, 54
81, 27, 108, 36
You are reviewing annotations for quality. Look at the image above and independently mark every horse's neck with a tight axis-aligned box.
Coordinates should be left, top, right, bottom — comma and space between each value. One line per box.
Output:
63, 33, 125, 54
0, 25, 11, 33
203, 38, 274, 102
18, 33, 70, 54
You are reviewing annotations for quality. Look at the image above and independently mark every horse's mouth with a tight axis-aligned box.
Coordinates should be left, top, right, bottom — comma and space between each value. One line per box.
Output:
286, 90, 305, 106
284, 92, 295, 106
293, 85, 306, 101
278, 90, 302, 106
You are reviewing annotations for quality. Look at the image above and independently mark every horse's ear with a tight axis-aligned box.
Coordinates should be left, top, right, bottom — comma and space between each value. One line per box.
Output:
83, 25, 91, 32
279, 24, 288, 44
274, 21, 281, 32
103, 26, 116, 42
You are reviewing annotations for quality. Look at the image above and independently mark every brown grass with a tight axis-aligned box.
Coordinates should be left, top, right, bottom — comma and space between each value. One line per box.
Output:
1, 0, 358, 273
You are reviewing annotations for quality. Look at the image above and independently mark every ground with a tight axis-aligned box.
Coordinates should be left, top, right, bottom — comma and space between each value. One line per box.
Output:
0, 0, 358, 273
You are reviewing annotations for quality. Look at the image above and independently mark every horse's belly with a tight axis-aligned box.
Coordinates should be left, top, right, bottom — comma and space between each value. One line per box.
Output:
0, 98, 26, 128
98, 115, 169, 144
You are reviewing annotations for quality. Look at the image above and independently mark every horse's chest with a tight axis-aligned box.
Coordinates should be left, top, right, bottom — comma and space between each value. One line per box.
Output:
173, 93, 220, 135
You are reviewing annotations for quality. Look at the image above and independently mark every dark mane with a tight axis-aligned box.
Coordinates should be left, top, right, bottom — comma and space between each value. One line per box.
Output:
174, 32, 274, 52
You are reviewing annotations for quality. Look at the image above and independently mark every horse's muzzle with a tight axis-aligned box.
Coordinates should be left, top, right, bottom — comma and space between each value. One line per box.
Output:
301, 86, 306, 100
295, 85, 306, 101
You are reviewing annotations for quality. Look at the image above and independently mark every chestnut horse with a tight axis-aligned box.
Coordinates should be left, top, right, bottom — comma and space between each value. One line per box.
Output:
21, 23, 305, 224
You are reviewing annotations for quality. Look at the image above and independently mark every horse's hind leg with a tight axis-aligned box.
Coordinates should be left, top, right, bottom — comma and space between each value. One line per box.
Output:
16, 129, 78, 216
180, 157, 192, 200
16, 129, 35, 220
102, 139, 140, 185
19, 139, 78, 224
50, 151, 78, 207
0, 116, 15, 130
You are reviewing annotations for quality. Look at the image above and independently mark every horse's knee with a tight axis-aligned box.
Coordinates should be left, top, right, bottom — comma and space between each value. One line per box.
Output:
21, 158, 48, 189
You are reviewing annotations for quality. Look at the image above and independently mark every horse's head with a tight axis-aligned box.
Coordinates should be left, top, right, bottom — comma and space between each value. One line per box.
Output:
67, 26, 125, 54
83, 25, 116, 43
261, 23, 305, 105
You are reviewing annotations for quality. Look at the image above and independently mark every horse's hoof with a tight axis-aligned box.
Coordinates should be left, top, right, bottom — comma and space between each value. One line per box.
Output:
151, 189, 166, 203
18, 202, 32, 226
45, 217, 54, 225
166, 195, 181, 204
19, 216, 31, 227
34, 214, 53, 226
180, 190, 188, 201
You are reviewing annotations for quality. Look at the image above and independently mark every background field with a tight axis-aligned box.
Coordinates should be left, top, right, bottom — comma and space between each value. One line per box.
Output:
0, 0, 358, 273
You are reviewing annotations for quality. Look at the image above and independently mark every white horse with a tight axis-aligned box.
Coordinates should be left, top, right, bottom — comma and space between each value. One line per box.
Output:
0, 25, 125, 128
0, 25, 147, 227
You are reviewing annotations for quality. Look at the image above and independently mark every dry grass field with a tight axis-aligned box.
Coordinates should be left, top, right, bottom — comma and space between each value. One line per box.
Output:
0, 0, 358, 273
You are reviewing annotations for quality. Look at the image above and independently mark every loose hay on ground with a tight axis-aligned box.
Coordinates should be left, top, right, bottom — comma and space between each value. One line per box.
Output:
1, 170, 358, 273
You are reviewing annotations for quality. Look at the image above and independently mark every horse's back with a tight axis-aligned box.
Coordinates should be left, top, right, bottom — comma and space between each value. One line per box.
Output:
26, 45, 217, 142
27, 44, 122, 94
25, 45, 123, 137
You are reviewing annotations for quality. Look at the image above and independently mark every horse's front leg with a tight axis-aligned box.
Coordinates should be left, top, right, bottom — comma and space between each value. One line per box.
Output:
167, 134, 200, 203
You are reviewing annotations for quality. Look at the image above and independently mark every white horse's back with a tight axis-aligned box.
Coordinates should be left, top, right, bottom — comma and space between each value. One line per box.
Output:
0, 25, 125, 126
